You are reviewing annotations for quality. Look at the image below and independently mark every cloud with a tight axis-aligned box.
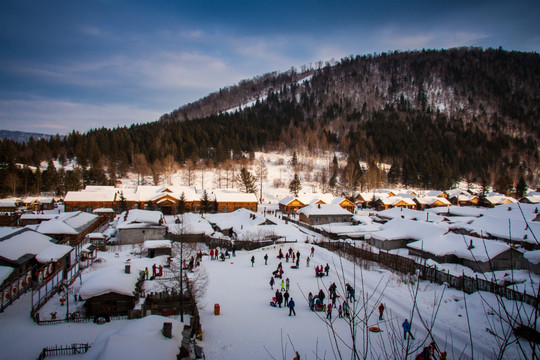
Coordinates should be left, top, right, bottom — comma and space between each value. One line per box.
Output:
0, 98, 163, 135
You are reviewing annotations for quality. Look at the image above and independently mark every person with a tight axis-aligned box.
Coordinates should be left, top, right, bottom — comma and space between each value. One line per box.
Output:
402, 319, 414, 340
210, 249, 215, 260
285, 278, 290, 291
326, 303, 333, 320
308, 292, 314, 311
215, 249, 219, 260
152, 264, 157, 277
251, 255, 255, 267
325, 263, 330, 276
311, 246, 315, 257
378, 303, 385, 320
315, 266, 319, 277
343, 301, 350, 317
284, 290, 290, 307
292, 252, 295, 263
158, 265, 163, 276
306, 256, 310, 267
276, 290, 283, 308
338, 304, 343, 318
270, 276, 275, 290
281, 279, 285, 291
288, 297, 296, 316
232, 247, 236, 257
220, 253, 225, 261
278, 249, 284, 259
318, 289, 325, 304
264, 253, 268, 265
144, 267, 149, 280
225, 249, 230, 258
285, 253, 289, 262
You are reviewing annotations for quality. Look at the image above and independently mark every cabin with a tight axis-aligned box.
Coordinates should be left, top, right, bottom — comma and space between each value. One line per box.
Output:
297, 204, 353, 225
330, 197, 356, 213
278, 197, 306, 214
30, 211, 101, 247
0, 202, 18, 213
366, 218, 448, 251
213, 190, 258, 213
414, 196, 451, 211
117, 209, 166, 245
79, 264, 143, 317
407, 234, 526, 272
0, 227, 73, 287
144, 240, 172, 258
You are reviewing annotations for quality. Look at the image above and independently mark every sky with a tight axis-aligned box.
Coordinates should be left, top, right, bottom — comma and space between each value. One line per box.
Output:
1, 0, 539, 135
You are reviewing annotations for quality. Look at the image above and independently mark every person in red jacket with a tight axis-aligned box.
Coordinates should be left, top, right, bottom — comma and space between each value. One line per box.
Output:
378, 303, 385, 320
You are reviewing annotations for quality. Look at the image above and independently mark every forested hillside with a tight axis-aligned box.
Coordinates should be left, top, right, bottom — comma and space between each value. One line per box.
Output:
1, 47, 539, 196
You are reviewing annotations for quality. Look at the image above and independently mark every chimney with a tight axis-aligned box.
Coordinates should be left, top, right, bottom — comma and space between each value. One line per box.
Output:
162, 322, 172, 338
125, 265, 131, 274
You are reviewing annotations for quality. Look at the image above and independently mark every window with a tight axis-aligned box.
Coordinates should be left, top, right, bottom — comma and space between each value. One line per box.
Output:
86, 206, 93, 213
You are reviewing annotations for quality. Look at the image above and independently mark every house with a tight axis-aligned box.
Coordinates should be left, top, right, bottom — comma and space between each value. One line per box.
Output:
79, 264, 143, 317
22, 197, 55, 211
297, 204, 353, 225
116, 209, 166, 245
445, 190, 480, 206
372, 196, 416, 211
29, 211, 101, 247
464, 215, 540, 249
86, 232, 107, 251
414, 196, 451, 210
481, 194, 517, 208
144, 240, 172, 258
330, 197, 356, 213
0, 202, 18, 213
407, 234, 526, 272
366, 218, 448, 250
278, 196, 306, 214
0, 227, 73, 286
213, 190, 258, 213
64, 186, 118, 212
205, 209, 277, 240
519, 192, 540, 204
524, 250, 540, 275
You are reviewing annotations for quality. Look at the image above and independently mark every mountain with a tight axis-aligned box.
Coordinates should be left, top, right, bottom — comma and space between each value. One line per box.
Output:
1, 47, 539, 195
0, 130, 59, 143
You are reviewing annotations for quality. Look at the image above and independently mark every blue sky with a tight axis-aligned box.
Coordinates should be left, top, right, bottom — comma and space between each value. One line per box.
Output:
1, 0, 539, 135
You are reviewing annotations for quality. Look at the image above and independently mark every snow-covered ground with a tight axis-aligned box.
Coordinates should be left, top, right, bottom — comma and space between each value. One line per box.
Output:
1, 238, 537, 359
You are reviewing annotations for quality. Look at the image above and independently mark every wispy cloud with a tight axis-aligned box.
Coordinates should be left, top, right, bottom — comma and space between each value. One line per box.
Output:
0, 98, 162, 134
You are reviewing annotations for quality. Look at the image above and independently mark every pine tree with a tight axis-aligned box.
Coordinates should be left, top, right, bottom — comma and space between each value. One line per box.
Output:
515, 175, 528, 199
236, 167, 257, 194
200, 190, 210, 214
178, 192, 186, 214
289, 173, 302, 196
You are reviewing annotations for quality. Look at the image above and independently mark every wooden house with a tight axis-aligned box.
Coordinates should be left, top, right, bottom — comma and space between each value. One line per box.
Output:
297, 204, 353, 225
278, 197, 306, 214
414, 196, 451, 211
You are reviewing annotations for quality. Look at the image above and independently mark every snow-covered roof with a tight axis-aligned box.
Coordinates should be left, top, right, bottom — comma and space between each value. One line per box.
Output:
0, 202, 17, 208
116, 209, 163, 230
296, 204, 352, 216
84, 315, 183, 360
87, 232, 106, 239
524, 250, 540, 265
465, 215, 540, 244
407, 234, 511, 262
79, 264, 139, 299
213, 189, 258, 202
0, 228, 71, 264
377, 207, 444, 223
426, 206, 484, 217
484, 195, 517, 205
367, 218, 448, 242
278, 196, 299, 206
414, 196, 451, 206
93, 208, 115, 214
35, 243, 72, 264
0, 266, 14, 284
166, 213, 214, 235
31, 211, 99, 235
143, 240, 172, 249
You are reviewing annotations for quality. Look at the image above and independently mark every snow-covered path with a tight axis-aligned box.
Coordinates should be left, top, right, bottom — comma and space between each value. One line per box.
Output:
199, 242, 530, 360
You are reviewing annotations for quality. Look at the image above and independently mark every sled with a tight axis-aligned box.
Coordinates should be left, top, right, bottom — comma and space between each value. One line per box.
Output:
369, 326, 381, 333
290, 265, 298, 269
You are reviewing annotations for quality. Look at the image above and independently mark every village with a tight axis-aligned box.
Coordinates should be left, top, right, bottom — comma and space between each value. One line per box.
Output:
0, 154, 540, 359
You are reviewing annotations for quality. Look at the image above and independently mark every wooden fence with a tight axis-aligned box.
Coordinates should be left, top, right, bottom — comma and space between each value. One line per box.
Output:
37, 343, 91, 359
321, 240, 540, 309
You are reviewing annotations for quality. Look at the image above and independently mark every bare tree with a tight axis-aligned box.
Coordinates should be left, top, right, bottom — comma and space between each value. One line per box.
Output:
5, 172, 18, 196
132, 153, 150, 185
256, 156, 269, 202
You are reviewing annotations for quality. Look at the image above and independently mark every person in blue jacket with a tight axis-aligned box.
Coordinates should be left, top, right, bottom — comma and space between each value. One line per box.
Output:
402, 319, 415, 340
288, 298, 296, 316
